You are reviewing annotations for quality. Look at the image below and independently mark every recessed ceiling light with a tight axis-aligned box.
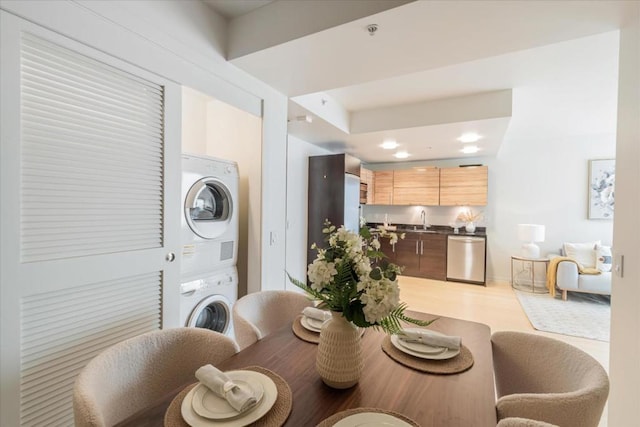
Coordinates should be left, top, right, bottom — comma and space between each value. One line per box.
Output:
394, 151, 410, 159
460, 145, 480, 154
381, 140, 399, 150
457, 133, 482, 143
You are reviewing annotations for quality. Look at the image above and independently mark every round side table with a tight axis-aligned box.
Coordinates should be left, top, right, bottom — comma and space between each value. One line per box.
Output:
511, 255, 550, 293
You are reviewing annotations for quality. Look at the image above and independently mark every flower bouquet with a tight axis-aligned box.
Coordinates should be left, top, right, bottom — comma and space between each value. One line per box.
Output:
457, 208, 482, 223
288, 221, 434, 333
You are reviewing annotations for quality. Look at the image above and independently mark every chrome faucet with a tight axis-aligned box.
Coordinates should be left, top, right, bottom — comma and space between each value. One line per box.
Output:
420, 210, 429, 230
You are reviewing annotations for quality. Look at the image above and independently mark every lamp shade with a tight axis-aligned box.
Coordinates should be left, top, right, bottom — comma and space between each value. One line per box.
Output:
517, 224, 545, 243
517, 224, 545, 258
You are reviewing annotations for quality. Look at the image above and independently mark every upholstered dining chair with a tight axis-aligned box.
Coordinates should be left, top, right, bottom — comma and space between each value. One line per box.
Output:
491, 331, 609, 427
497, 417, 558, 426
73, 327, 237, 427
233, 290, 312, 350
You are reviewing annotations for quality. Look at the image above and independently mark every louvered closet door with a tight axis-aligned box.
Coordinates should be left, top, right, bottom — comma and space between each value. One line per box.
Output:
0, 13, 180, 427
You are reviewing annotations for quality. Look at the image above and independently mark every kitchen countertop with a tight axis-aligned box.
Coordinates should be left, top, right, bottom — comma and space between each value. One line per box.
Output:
367, 223, 486, 237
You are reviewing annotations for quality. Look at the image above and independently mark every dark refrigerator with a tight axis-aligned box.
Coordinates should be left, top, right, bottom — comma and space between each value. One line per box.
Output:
307, 153, 361, 267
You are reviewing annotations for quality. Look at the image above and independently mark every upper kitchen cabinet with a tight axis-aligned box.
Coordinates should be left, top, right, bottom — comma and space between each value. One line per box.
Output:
393, 168, 439, 206
360, 166, 375, 204
439, 166, 488, 206
373, 170, 394, 205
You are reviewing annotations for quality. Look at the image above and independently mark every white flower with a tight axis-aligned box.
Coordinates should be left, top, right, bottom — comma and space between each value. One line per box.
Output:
307, 258, 337, 291
355, 257, 372, 277
291, 220, 417, 332
359, 277, 400, 323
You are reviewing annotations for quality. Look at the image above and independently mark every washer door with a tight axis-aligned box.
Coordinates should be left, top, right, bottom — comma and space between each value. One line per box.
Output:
184, 177, 233, 239
187, 295, 231, 334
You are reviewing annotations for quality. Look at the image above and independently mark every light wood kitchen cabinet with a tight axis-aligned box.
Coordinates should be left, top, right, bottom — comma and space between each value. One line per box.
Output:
439, 166, 488, 206
392, 168, 439, 205
373, 170, 394, 205
360, 166, 375, 204
368, 165, 488, 206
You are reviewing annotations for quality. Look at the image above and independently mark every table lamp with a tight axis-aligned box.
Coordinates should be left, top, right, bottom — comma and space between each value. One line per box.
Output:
517, 224, 545, 258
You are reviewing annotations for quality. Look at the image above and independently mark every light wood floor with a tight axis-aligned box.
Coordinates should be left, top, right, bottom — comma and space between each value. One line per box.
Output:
399, 276, 610, 426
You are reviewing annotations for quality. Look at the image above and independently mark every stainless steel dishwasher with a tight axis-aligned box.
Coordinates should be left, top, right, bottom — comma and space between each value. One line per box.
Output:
446, 235, 486, 284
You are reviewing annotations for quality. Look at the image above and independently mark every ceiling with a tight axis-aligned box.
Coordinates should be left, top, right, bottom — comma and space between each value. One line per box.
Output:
203, 0, 631, 164
202, 0, 274, 20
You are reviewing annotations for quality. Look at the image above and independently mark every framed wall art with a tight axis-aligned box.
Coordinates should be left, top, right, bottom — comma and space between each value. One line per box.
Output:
588, 159, 615, 219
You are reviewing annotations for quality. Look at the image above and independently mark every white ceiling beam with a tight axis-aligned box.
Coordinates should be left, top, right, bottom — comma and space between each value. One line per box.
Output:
226, 0, 413, 60
290, 92, 350, 133
350, 90, 513, 134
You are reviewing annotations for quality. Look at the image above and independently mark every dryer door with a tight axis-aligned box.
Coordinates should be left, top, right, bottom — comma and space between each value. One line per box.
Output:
184, 178, 233, 239
187, 294, 231, 334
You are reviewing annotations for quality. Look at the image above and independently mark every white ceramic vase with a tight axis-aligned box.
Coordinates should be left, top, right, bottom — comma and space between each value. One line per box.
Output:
465, 222, 476, 233
316, 311, 363, 389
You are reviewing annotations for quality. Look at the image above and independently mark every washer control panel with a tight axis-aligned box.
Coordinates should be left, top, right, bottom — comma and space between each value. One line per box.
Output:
180, 270, 237, 295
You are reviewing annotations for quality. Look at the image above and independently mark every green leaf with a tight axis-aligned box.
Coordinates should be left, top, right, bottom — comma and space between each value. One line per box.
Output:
369, 268, 382, 280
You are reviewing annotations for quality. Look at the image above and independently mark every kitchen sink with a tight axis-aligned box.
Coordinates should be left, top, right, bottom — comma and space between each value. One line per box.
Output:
396, 226, 437, 233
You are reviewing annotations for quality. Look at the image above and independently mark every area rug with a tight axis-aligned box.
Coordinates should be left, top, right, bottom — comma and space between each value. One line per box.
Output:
515, 291, 610, 342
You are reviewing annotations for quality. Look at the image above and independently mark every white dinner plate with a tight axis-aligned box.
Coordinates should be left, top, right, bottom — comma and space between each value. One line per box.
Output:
191, 372, 265, 419
300, 315, 324, 332
396, 338, 447, 355
181, 370, 277, 427
395, 329, 451, 354
390, 334, 460, 360
333, 412, 413, 427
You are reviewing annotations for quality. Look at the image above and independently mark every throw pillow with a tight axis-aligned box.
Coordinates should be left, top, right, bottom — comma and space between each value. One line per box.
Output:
563, 241, 601, 268
596, 245, 613, 272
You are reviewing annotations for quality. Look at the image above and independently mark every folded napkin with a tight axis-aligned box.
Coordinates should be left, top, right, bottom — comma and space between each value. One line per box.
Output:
195, 364, 257, 413
302, 306, 332, 322
397, 329, 461, 350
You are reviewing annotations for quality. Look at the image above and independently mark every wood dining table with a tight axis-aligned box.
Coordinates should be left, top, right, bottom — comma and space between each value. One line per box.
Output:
118, 311, 497, 427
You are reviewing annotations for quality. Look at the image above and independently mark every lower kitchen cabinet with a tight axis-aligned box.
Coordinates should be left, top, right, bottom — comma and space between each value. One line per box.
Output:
379, 237, 396, 264
418, 234, 447, 281
395, 232, 421, 277
380, 232, 447, 280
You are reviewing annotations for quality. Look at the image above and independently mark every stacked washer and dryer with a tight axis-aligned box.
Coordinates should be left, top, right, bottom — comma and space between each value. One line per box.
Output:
179, 154, 239, 339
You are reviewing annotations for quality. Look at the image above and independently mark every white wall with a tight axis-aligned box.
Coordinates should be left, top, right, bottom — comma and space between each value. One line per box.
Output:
609, 10, 640, 425
181, 86, 209, 155
285, 135, 332, 288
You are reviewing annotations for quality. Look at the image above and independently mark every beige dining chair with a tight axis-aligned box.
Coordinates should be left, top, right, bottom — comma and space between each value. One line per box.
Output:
233, 290, 312, 350
491, 331, 609, 427
497, 417, 558, 426
73, 327, 238, 427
